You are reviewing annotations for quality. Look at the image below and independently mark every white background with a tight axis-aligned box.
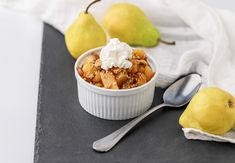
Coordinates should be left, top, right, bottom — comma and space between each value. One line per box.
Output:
0, 0, 234, 163
0, 8, 42, 163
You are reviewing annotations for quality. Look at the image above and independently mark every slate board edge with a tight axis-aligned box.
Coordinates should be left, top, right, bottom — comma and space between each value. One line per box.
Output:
34, 24, 47, 163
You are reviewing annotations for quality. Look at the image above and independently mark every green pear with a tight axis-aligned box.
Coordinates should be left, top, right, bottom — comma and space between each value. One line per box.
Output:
65, 0, 107, 59
179, 87, 235, 135
103, 3, 175, 47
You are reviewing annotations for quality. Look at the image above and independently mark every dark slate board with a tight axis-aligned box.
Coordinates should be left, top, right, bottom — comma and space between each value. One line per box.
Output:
34, 24, 235, 163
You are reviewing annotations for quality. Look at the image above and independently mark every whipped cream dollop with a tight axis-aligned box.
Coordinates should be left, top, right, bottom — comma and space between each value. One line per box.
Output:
100, 38, 132, 70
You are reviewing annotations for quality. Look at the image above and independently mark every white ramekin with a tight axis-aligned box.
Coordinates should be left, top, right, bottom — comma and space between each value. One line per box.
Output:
74, 47, 157, 120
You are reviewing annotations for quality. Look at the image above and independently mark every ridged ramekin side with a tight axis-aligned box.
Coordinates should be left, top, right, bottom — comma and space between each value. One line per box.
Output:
77, 81, 155, 120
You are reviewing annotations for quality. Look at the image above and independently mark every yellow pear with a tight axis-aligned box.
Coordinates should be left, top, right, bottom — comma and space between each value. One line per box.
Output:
103, 3, 175, 47
179, 87, 235, 135
65, 0, 107, 59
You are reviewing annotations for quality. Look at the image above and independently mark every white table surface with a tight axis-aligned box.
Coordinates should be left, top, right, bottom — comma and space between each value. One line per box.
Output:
0, 8, 42, 163
0, 1, 234, 163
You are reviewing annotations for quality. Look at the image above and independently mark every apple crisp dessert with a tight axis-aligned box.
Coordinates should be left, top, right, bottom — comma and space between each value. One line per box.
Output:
77, 49, 155, 89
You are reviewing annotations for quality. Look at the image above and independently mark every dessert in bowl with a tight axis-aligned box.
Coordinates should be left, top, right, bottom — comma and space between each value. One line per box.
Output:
74, 38, 157, 120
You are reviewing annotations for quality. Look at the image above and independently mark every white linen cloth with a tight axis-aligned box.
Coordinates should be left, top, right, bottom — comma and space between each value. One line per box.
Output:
1, 0, 235, 143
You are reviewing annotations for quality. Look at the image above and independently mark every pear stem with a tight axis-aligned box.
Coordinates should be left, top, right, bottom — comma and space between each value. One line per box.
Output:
85, 0, 101, 14
159, 38, 176, 45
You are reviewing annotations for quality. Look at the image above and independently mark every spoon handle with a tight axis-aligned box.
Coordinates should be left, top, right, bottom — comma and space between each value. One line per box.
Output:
92, 103, 169, 152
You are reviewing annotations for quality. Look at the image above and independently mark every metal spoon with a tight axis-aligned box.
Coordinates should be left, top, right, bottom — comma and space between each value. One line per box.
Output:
93, 74, 201, 152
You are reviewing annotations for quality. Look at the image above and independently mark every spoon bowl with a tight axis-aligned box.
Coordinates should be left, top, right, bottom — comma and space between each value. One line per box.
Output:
93, 74, 202, 152
163, 74, 201, 106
